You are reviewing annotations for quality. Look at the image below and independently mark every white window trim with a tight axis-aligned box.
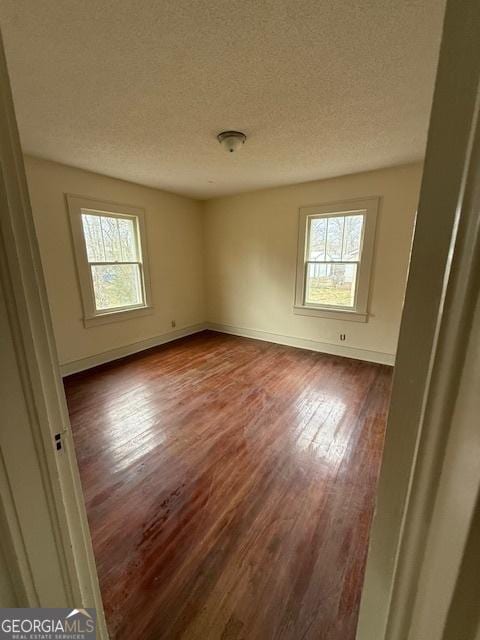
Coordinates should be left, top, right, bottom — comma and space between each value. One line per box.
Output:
66, 194, 153, 328
294, 196, 379, 322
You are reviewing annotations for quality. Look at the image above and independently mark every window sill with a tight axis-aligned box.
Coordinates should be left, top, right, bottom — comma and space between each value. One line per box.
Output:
83, 305, 153, 328
293, 305, 368, 322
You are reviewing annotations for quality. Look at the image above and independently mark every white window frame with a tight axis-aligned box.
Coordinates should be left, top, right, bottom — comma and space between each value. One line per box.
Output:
294, 196, 379, 322
67, 194, 153, 327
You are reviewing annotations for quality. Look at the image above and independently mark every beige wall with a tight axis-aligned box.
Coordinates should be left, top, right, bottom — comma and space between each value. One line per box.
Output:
25, 157, 422, 368
204, 163, 423, 361
24, 156, 205, 367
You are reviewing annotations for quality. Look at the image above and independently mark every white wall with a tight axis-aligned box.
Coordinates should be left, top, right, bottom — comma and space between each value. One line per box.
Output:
24, 156, 205, 368
204, 163, 423, 363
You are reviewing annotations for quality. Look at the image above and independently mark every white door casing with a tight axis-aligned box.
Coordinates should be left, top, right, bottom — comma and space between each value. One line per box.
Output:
357, 0, 480, 638
0, 30, 108, 637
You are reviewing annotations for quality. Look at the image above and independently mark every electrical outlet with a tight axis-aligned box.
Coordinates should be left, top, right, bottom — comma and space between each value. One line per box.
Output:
340, 333, 346, 341
171, 320, 176, 328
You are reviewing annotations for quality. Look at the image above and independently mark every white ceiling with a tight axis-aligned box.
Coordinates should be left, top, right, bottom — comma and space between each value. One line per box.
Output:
0, 0, 445, 199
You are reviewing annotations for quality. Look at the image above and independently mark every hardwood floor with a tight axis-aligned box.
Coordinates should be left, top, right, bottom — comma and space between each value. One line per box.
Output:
64, 330, 392, 640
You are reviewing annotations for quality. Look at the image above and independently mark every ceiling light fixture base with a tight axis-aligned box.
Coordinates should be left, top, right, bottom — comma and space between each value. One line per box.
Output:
217, 130, 247, 153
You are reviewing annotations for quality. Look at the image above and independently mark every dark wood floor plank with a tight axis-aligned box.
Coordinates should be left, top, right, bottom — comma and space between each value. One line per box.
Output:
64, 330, 391, 640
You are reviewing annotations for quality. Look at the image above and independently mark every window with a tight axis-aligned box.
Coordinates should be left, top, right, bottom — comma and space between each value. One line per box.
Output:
294, 197, 379, 321
67, 195, 152, 327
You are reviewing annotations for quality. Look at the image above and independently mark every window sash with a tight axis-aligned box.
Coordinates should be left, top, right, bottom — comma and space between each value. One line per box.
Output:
87, 260, 142, 266
305, 212, 366, 263
81, 210, 141, 264
303, 212, 365, 309
305, 259, 360, 266
88, 262, 145, 313
80, 210, 146, 313
82, 215, 145, 315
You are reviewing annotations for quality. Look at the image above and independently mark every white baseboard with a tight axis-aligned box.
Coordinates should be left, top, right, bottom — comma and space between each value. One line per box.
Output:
207, 322, 395, 366
60, 320, 395, 376
60, 323, 208, 376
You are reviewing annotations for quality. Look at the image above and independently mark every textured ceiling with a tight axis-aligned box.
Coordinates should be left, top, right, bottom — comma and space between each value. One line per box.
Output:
0, 0, 445, 199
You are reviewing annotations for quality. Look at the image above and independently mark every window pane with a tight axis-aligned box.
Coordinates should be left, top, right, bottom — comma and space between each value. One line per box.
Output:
82, 214, 105, 262
117, 217, 138, 261
81, 212, 139, 263
305, 262, 357, 307
325, 216, 344, 260
101, 216, 122, 261
91, 264, 143, 311
342, 214, 364, 261
308, 218, 327, 260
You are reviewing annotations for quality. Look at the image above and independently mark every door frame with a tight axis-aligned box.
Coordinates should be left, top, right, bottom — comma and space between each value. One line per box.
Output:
357, 0, 480, 637
0, 31, 108, 638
